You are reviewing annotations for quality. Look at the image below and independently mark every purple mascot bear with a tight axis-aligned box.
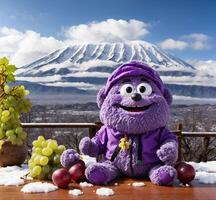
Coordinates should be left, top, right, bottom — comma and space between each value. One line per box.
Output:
61, 61, 178, 186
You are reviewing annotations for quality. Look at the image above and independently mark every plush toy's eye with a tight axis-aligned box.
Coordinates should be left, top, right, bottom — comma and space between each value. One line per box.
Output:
137, 83, 152, 96
120, 84, 134, 96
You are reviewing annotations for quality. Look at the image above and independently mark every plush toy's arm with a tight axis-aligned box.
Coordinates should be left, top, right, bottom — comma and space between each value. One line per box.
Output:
79, 126, 107, 157
60, 149, 81, 168
156, 127, 178, 165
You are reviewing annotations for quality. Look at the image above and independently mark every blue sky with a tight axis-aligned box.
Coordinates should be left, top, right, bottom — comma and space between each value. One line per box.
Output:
0, 0, 215, 64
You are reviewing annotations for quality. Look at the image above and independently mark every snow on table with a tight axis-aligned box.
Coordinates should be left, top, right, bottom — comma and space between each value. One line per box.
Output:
21, 182, 58, 193
195, 172, 216, 184
69, 189, 83, 196
79, 181, 93, 187
0, 165, 29, 186
81, 155, 97, 167
96, 187, 114, 196
188, 161, 216, 184
132, 182, 145, 187
188, 161, 216, 172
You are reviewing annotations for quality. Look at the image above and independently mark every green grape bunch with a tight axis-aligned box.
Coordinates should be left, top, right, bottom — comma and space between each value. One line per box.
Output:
28, 136, 66, 180
0, 57, 32, 149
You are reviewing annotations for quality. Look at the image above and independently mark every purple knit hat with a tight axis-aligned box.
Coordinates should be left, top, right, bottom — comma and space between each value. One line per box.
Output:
103, 61, 165, 97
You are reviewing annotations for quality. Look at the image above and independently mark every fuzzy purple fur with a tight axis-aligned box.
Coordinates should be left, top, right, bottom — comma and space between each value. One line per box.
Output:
60, 149, 80, 168
157, 141, 178, 165
149, 165, 177, 185
85, 160, 119, 184
98, 77, 171, 134
79, 137, 99, 157
63, 61, 178, 186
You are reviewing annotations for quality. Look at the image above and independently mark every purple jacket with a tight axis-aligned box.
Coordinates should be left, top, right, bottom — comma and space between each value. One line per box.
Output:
92, 125, 177, 177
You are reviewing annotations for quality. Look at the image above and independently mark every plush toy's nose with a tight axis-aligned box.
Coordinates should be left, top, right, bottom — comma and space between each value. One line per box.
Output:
131, 93, 142, 101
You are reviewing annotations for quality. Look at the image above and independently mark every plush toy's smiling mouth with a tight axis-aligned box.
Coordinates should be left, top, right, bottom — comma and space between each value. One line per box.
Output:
119, 104, 152, 112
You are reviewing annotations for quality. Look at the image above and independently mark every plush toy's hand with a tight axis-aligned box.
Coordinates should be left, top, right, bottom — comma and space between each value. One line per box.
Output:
79, 137, 99, 157
156, 142, 178, 165
60, 149, 81, 168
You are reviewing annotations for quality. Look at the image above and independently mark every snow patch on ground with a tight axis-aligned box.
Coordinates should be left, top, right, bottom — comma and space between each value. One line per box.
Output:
0, 177, 24, 186
195, 172, 216, 184
69, 189, 83, 196
96, 187, 114, 196
188, 161, 216, 172
21, 182, 58, 193
0, 165, 28, 186
81, 155, 97, 167
132, 182, 145, 187
188, 161, 216, 184
79, 181, 93, 187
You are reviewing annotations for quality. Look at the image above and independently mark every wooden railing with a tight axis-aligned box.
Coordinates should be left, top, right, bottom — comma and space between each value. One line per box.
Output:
21, 122, 216, 162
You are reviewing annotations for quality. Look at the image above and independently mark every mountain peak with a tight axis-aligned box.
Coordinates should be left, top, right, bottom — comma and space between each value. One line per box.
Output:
15, 40, 216, 99
20, 40, 193, 71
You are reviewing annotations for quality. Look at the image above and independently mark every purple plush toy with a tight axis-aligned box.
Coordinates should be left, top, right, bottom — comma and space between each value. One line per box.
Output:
61, 61, 178, 185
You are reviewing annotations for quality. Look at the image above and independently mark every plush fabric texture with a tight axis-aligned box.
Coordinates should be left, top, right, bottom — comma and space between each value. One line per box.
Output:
60, 149, 80, 168
99, 76, 170, 133
103, 61, 165, 97
79, 137, 99, 157
149, 165, 177, 185
62, 61, 178, 185
156, 141, 178, 165
85, 160, 119, 184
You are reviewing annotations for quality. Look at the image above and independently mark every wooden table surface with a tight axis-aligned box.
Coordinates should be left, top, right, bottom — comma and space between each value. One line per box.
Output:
0, 178, 215, 200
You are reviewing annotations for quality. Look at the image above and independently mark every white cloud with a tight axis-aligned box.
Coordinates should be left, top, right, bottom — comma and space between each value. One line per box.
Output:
64, 71, 110, 78
160, 33, 212, 51
16, 75, 62, 83
0, 27, 63, 66
159, 59, 216, 87
184, 33, 209, 41
159, 38, 188, 50
188, 59, 216, 76
0, 19, 213, 68
182, 33, 211, 50
0, 19, 149, 66
173, 95, 216, 103
161, 75, 216, 87
44, 82, 102, 90
64, 19, 149, 43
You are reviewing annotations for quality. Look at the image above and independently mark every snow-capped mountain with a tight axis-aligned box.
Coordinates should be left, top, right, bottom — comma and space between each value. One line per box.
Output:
17, 40, 194, 75
16, 41, 216, 99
